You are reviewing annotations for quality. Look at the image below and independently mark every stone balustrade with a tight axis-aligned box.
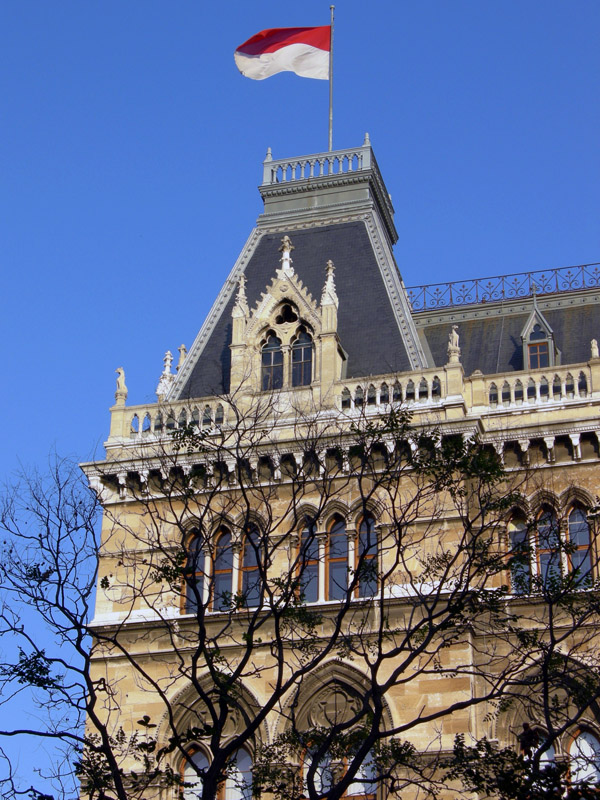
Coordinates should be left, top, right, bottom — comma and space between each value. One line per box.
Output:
482, 364, 593, 409
262, 143, 372, 186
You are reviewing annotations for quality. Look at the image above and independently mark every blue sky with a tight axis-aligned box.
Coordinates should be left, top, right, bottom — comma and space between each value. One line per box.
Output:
0, 0, 599, 788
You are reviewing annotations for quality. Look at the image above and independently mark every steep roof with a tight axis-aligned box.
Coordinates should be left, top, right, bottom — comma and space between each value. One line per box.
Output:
416, 290, 600, 375
170, 141, 426, 400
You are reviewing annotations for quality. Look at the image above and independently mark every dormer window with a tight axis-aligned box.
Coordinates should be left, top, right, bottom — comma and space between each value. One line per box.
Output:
520, 302, 559, 371
261, 333, 283, 390
528, 324, 550, 369
291, 327, 313, 387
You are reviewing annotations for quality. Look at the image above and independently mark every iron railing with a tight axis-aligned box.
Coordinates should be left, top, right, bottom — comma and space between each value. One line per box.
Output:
407, 262, 600, 311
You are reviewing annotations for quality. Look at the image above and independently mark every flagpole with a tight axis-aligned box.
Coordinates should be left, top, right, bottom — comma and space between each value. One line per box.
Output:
328, 5, 334, 152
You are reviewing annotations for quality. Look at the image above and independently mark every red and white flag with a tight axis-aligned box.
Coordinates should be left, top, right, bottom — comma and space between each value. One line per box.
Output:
234, 26, 331, 81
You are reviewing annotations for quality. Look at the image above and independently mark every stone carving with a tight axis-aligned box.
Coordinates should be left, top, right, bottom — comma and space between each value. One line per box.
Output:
447, 325, 461, 363
592, 339, 599, 359
156, 350, 175, 400
278, 235, 295, 278
177, 344, 187, 371
115, 367, 128, 406
307, 684, 361, 728
232, 274, 249, 318
321, 259, 338, 307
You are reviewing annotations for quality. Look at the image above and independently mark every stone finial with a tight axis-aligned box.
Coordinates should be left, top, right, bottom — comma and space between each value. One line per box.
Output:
447, 325, 461, 364
156, 350, 175, 400
278, 235, 295, 277
321, 259, 338, 307
177, 344, 187, 371
264, 147, 273, 162
232, 273, 249, 318
115, 367, 128, 406
363, 132, 371, 146
592, 339, 599, 359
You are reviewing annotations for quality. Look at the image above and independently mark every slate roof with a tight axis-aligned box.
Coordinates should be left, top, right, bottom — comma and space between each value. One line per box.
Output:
417, 294, 600, 375
178, 221, 414, 398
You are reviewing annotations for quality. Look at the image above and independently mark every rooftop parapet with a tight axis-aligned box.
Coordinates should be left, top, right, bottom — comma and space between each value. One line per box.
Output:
407, 261, 600, 311
258, 135, 398, 245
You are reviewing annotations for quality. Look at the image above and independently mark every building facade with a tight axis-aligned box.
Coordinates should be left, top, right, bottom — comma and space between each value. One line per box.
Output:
82, 140, 600, 799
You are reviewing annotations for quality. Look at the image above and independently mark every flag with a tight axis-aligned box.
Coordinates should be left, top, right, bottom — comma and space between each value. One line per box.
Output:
234, 26, 330, 81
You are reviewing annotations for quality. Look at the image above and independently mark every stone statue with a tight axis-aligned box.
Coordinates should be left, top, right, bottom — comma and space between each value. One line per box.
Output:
278, 235, 295, 278
447, 325, 461, 364
592, 339, 599, 359
115, 367, 128, 406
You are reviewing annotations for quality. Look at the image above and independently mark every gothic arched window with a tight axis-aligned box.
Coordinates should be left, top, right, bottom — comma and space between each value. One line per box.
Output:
213, 528, 233, 611
185, 529, 204, 614
508, 513, 530, 595
261, 333, 283, 391
356, 514, 378, 598
326, 516, 348, 600
299, 519, 319, 603
183, 748, 209, 800
569, 730, 600, 785
241, 524, 261, 608
536, 509, 561, 588
567, 507, 592, 584
292, 328, 313, 387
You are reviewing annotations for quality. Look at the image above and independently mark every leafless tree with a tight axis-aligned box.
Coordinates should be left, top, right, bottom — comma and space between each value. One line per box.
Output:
1, 396, 600, 800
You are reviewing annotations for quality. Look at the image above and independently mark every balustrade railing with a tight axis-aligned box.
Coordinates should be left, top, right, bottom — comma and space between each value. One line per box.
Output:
407, 262, 600, 311
483, 365, 592, 409
262, 142, 372, 186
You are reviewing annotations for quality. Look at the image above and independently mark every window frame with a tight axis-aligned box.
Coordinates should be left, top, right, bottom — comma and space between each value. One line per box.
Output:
184, 528, 205, 614
355, 514, 378, 598
299, 519, 320, 603
326, 516, 348, 601
291, 328, 313, 387
240, 524, 262, 608
212, 527, 234, 612
261, 333, 284, 391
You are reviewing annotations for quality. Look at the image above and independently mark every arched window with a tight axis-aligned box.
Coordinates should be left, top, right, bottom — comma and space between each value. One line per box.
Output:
380, 382, 389, 404
489, 383, 498, 407
241, 524, 261, 608
568, 507, 592, 584
327, 516, 348, 600
224, 748, 253, 800
213, 528, 233, 611
261, 333, 283, 391
307, 748, 376, 799
536, 509, 560, 588
299, 519, 319, 603
292, 328, 313, 387
569, 730, 600, 785
508, 513, 530, 595
185, 530, 205, 614
183, 748, 209, 800
356, 515, 377, 597
528, 324, 550, 369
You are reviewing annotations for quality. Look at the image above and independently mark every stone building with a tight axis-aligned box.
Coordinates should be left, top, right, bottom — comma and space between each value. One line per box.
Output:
82, 139, 600, 799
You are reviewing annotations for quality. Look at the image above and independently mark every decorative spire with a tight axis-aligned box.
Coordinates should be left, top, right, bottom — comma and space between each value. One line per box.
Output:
156, 350, 175, 400
321, 259, 338, 307
232, 273, 249, 319
177, 344, 187, 371
278, 235, 295, 278
265, 146, 273, 162
363, 132, 371, 147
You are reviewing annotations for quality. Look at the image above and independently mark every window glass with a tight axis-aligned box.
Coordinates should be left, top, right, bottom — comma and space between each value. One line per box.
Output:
224, 749, 253, 800
307, 749, 376, 798
262, 334, 283, 391
357, 516, 377, 598
183, 749, 209, 800
327, 517, 348, 600
537, 511, 561, 587
508, 517, 530, 595
529, 342, 549, 369
570, 731, 600, 784
300, 520, 319, 603
292, 330, 313, 387
214, 530, 233, 611
568, 508, 592, 584
242, 525, 261, 607
186, 531, 204, 614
